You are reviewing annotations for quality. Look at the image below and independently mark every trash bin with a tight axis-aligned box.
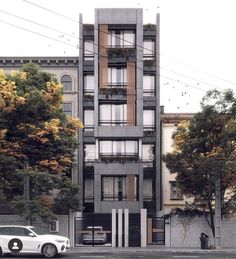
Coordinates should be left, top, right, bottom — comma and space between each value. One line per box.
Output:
200, 233, 209, 249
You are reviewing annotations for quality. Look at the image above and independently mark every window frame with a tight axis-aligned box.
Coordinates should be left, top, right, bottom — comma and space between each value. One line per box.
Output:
62, 102, 73, 116
170, 181, 184, 200
61, 75, 72, 92
101, 175, 139, 201
99, 103, 127, 126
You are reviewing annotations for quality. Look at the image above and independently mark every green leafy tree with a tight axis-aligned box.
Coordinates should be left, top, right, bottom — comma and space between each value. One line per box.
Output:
0, 64, 83, 223
163, 89, 236, 237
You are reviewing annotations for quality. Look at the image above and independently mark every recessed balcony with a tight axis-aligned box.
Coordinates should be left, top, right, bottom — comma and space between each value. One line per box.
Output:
99, 86, 127, 101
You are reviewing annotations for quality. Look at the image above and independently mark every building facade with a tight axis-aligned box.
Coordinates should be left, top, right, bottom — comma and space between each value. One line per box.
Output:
161, 113, 194, 214
78, 8, 160, 215
0, 8, 161, 219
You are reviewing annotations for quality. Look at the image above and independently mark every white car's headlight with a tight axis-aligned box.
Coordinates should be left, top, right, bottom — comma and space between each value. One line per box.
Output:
55, 240, 66, 243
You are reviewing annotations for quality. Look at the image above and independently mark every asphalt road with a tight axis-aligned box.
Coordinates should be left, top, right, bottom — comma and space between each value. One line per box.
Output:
2, 251, 236, 259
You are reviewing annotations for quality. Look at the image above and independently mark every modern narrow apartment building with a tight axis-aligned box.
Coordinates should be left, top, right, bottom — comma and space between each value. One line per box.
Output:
79, 8, 161, 216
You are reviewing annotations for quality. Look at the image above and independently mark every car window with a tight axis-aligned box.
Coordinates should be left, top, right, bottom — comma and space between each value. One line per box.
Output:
14, 227, 32, 236
0, 227, 35, 236
0, 227, 12, 235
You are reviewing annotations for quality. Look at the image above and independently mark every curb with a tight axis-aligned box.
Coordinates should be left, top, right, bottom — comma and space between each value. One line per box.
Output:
69, 247, 236, 254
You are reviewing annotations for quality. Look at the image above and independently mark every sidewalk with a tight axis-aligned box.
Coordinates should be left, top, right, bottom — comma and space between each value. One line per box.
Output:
70, 246, 236, 254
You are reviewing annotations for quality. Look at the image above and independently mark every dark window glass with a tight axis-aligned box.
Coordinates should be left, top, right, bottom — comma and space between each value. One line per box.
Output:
170, 181, 184, 200
62, 103, 72, 116
61, 75, 72, 91
102, 175, 139, 201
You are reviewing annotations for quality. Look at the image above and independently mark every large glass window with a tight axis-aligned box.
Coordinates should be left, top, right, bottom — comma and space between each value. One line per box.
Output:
143, 75, 155, 96
61, 75, 72, 92
99, 104, 127, 126
84, 144, 96, 165
143, 110, 155, 130
143, 39, 155, 60
84, 179, 94, 202
84, 41, 94, 60
102, 175, 138, 201
62, 103, 72, 116
84, 74, 94, 94
99, 140, 138, 157
170, 181, 183, 200
84, 110, 94, 130
143, 144, 155, 167
108, 67, 127, 87
143, 179, 153, 201
108, 30, 135, 48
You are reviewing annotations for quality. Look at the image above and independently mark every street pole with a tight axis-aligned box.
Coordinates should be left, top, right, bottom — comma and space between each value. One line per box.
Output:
23, 175, 30, 225
214, 164, 221, 248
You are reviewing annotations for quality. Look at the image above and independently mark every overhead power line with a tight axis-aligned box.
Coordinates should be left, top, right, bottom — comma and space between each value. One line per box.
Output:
0, 19, 78, 49
21, 0, 236, 87
1, 7, 227, 92
0, 18, 211, 94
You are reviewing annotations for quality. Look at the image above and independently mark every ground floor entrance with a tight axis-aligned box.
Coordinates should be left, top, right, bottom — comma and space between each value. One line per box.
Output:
73, 210, 165, 247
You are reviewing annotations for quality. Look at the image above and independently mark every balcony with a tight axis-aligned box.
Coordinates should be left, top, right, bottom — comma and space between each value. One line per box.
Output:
142, 125, 156, 143
99, 86, 127, 101
83, 92, 94, 107
143, 24, 156, 37
107, 48, 136, 63
143, 59, 156, 71
99, 120, 127, 126
83, 24, 94, 37
101, 193, 138, 201
99, 153, 139, 164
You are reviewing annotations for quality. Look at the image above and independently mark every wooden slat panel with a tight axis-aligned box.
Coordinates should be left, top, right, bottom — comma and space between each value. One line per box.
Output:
127, 61, 136, 125
127, 175, 135, 201
99, 25, 108, 88
147, 218, 153, 244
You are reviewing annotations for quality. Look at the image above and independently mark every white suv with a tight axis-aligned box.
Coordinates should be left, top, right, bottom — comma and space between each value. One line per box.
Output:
0, 225, 70, 258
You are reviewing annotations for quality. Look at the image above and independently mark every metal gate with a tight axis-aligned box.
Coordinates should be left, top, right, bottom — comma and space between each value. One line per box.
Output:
147, 216, 165, 245
129, 213, 141, 247
74, 213, 112, 247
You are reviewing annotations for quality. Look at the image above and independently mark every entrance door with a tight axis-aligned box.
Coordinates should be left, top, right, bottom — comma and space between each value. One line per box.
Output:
129, 213, 140, 247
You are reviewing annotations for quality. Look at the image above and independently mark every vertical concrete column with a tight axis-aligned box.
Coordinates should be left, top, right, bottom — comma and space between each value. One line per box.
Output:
141, 209, 147, 247
112, 209, 116, 247
69, 211, 82, 247
118, 209, 123, 247
155, 13, 161, 214
124, 209, 129, 247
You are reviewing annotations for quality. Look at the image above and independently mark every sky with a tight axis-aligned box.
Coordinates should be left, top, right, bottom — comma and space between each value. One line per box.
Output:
1, 0, 236, 113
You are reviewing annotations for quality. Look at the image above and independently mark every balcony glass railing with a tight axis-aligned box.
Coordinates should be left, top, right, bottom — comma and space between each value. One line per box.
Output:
99, 120, 127, 126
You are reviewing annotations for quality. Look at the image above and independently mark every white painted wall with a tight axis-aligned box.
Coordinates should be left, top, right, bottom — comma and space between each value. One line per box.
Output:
165, 214, 236, 248
162, 123, 186, 214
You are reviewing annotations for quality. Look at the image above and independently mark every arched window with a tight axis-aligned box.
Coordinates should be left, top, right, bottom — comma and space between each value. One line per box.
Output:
61, 75, 72, 91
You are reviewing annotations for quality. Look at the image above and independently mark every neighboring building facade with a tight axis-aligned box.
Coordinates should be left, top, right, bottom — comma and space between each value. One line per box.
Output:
0, 8, 161, 217
161, 113, 194, 214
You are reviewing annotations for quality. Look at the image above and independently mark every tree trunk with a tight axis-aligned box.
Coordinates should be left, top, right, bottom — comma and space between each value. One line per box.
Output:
208, 201, 215, 237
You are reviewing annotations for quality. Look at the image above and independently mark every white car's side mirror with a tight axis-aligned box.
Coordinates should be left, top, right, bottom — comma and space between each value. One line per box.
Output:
29, 233, 36, 237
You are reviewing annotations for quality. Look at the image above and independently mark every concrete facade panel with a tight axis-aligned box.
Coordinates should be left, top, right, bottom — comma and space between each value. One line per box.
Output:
96, 9, 142, 24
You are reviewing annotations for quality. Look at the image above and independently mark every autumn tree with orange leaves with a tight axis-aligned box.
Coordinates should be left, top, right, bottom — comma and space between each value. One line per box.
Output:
0, 64, 83, 223
163, 89, 236, 238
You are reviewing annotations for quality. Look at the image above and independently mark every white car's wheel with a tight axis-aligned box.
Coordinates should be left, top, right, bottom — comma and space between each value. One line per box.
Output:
0, 247, 2, 257
42, 243, 58, 258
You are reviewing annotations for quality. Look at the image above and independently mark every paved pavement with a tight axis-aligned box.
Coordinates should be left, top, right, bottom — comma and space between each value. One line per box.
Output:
70, 246, 236, 254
